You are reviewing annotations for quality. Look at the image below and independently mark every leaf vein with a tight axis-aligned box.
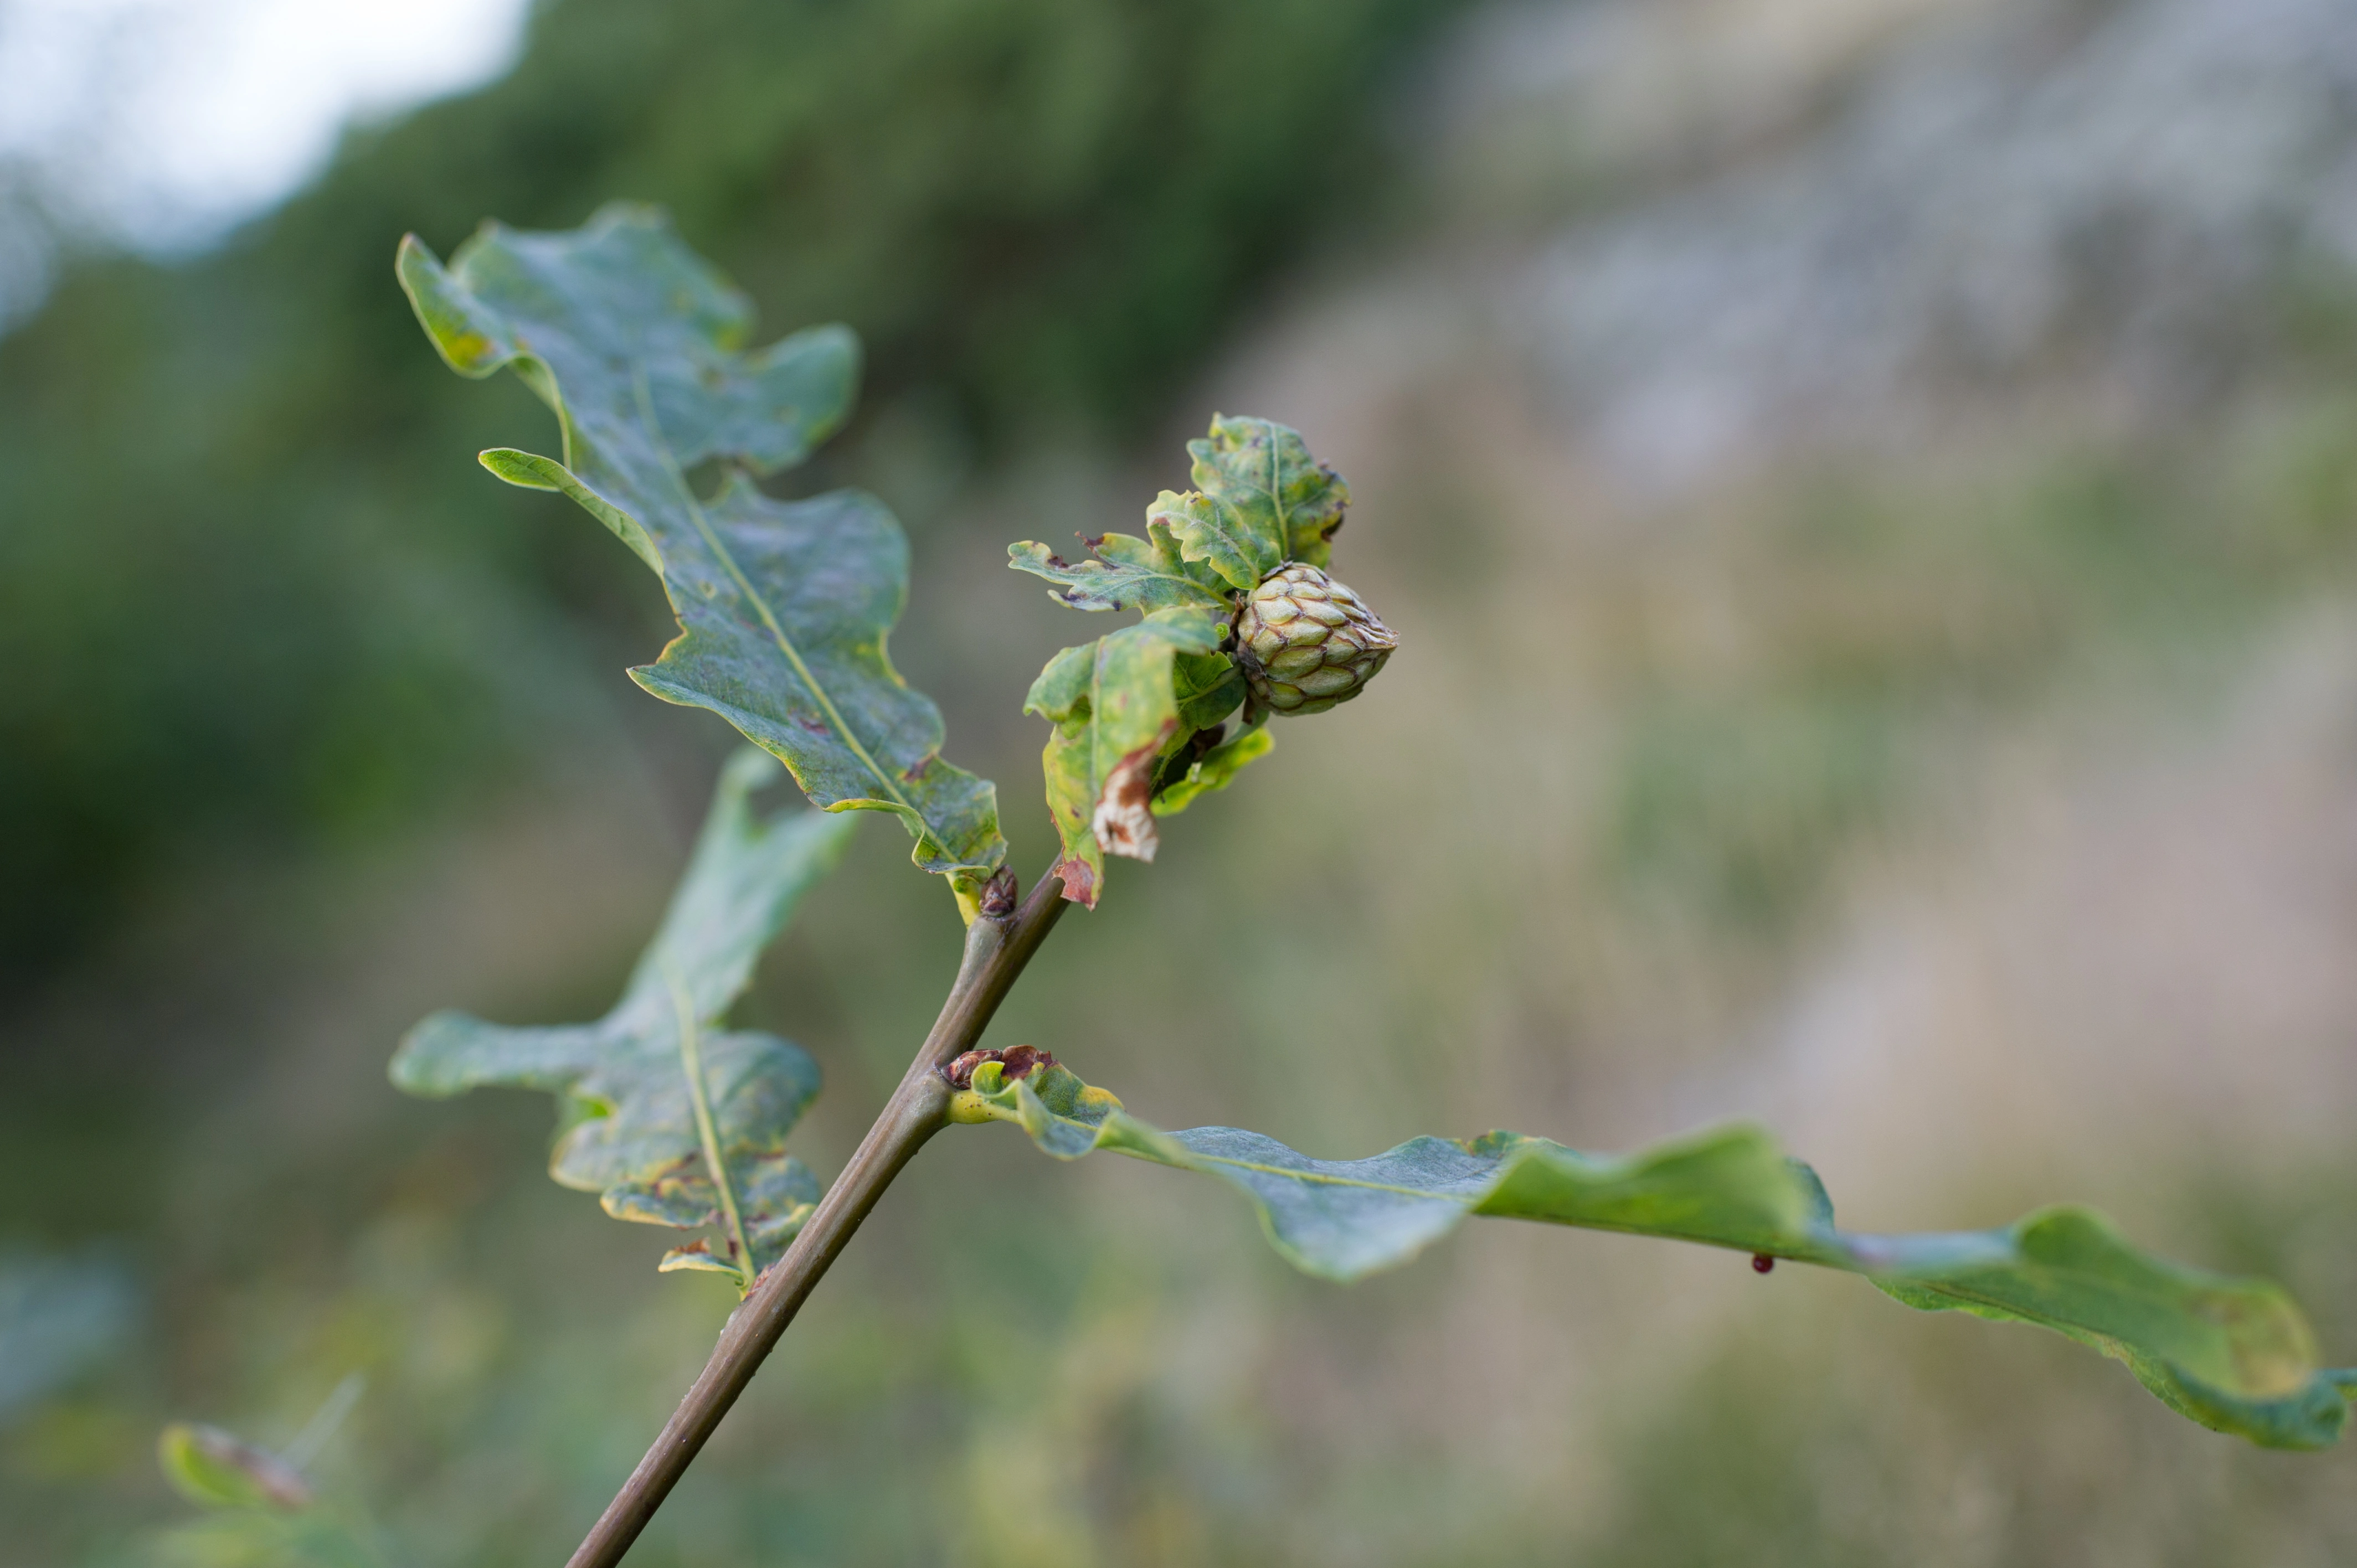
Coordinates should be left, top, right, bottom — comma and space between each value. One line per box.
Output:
633, 369, 920, 821
1187, 1152, 1475, 1200
667, 964, 754, 1294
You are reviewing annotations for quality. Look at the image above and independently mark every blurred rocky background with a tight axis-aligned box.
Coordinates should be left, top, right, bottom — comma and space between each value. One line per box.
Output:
5, 0, 2357, 1562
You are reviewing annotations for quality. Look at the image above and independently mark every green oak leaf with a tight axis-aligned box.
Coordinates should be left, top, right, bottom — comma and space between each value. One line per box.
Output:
954, 1061, 2357, 1450
1025, 608, 1228, 906
392, 749, 851, 1290
1145, 486, 1280, 594
397, 203, 1005, 910
1008, 525, 1232, 615
1185, 413, 1350, 574
1151, 725, 1273, 817
1170, 645, 1248, 733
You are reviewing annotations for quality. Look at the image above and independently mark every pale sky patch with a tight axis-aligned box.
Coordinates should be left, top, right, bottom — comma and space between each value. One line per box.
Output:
0, 0, 532, 319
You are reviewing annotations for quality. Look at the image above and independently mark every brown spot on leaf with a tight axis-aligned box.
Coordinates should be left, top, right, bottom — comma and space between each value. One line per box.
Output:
1047, 554, 1073, 569
1093, 721, 1176, 863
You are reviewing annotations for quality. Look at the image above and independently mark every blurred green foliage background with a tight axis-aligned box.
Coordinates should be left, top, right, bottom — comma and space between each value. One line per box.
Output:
0, 0, 1448, 983
8, 0, 2357, 1562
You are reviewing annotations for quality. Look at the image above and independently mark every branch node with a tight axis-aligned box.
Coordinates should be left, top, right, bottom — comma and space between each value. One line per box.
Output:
977, 866, 1019, 921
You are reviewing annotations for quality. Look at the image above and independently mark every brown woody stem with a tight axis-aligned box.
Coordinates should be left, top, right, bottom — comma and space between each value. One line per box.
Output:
563, 864, 1072, 1568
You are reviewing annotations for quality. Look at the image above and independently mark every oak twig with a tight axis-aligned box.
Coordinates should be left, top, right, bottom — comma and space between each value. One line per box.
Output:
564, 865, 1071, 1568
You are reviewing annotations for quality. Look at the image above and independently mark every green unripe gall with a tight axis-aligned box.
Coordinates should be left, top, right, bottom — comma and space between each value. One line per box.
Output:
1233, 563, 1397, 717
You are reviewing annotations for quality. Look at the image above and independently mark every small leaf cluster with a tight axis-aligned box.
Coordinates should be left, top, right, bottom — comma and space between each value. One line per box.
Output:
1010, 415, 1349, 905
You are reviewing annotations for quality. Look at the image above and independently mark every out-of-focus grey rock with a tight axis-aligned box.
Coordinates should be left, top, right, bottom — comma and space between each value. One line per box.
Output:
1500, 0, 2357, 487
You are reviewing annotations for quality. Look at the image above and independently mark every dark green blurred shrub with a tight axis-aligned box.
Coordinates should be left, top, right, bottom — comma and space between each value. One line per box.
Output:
0, 0, 1458, 990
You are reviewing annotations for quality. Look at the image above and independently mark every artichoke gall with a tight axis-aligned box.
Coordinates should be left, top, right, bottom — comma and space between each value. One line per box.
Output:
1233, 563, 1397, 716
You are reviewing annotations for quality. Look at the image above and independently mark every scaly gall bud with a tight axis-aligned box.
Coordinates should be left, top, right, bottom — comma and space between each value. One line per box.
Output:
1233, 563, 1397, 716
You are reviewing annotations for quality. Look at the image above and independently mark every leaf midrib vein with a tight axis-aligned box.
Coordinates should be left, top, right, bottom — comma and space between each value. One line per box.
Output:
1186, 1150, 1489, 1201
1122, 565, 1224, 605
632, 369, 921, 822
1185, 496, 1259, 572
1190, 1154, 2107, 1307
1257, 419, 1290, 552
1123, 1116, 2278, 1371
1186, 1146, 1805, 1238
666, 964, 755, 1294
1048, 558, 1221, 608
